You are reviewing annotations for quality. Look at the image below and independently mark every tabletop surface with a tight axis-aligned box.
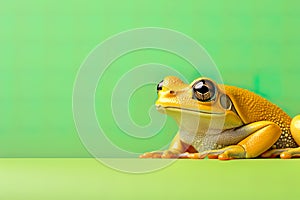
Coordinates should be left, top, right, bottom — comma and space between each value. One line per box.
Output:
1, 158, 300, 200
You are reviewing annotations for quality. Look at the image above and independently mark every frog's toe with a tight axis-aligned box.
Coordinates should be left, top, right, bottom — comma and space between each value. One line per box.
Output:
280, 147, 300, 159
207, 154, 219, 159
180, 148, 239, 160
205, 145, 246, 160
261, 149, 288, 158
261, 147, 300, 159
139, 151, 164, 158
161, 150, 181, 158
177, 152, 206, 159
140, 150, 182, 159
179, 146, 245, 160
280, 152, 292, 159
218, 153, 232, 160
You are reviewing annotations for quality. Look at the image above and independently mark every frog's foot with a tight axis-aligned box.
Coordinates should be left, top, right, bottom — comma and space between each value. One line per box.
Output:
179, 145, 246, 160
140, 150, 181, 159
261, 147, 300, 159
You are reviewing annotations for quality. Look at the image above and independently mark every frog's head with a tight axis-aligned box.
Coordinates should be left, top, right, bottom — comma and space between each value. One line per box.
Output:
155, 76, 243, 131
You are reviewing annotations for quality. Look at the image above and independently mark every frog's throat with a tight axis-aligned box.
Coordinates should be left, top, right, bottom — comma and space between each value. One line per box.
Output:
157, 105, 225, 115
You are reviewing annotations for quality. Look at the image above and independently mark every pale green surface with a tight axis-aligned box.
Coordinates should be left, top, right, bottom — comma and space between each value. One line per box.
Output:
1, 158, 300, 200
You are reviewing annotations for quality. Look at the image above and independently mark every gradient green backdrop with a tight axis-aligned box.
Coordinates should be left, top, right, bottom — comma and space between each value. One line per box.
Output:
1, 0, 300, 158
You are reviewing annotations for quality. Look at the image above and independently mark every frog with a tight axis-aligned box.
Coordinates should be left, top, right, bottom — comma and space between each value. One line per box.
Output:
140, 76, 300, 160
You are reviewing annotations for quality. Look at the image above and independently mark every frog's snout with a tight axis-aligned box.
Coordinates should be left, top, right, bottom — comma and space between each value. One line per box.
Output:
156, 79, 177, 97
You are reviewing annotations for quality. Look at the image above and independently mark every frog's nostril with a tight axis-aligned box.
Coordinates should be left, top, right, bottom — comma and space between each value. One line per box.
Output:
157, 80, 163, 92
169, 90, 175, 94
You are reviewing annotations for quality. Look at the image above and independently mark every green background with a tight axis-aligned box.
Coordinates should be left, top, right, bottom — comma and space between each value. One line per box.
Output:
1, 0, 300, 199
2, 0, 300, 157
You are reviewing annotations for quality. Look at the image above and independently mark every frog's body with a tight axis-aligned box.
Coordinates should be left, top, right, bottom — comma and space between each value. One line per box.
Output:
140, 76, 300, 160
224, 85, 298, 149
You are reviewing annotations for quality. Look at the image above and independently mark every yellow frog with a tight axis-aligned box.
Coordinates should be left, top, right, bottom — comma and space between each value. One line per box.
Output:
140, 76, 300, 160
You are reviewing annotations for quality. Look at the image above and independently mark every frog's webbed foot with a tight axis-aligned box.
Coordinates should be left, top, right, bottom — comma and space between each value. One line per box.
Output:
140, 150, 181, 159
179, 145, 246, 160
261, 147, 300, 159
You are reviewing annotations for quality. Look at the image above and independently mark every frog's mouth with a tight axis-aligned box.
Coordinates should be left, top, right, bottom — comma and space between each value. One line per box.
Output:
156, 105, 224, 115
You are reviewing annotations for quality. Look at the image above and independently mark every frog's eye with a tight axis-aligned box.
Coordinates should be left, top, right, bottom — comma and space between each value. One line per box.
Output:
157, 80, 163, 92
193, 79, 216, 101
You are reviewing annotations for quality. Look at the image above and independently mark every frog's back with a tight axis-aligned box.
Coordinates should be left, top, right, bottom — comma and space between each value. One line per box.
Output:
224, 85, 290, 124
224, 85, 297, 149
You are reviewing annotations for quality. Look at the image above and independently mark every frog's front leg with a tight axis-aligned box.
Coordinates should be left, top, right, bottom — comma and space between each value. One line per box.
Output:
183, 121, 282, 160
140, 133, 196, 158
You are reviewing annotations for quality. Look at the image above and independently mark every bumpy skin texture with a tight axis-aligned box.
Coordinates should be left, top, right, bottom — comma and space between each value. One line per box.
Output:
225, 85, 298, 149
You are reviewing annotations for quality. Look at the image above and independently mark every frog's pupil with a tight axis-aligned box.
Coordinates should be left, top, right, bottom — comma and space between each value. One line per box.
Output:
198, 85, 209, 94
195, 81, 209, 94
157, 80, 163, 92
